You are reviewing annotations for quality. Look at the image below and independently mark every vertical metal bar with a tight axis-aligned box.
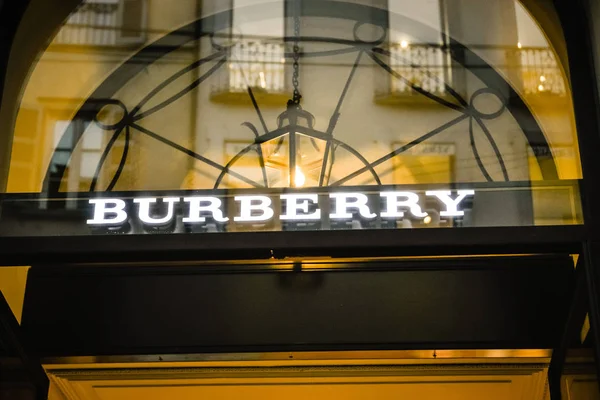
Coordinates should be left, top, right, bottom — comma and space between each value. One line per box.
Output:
555, 0, 600, 393
0, 291, 49, 400
583, 242, 600, 391
548, 256, 587, 400
0, 0, 30, 192
289, 127, 297, 187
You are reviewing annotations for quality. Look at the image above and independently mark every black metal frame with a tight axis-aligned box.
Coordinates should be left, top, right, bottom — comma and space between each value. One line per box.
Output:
0, 2, 50, 397
21, 255, 576, 357
543, 0, 600, 398
0, 291, 48, 400
0, 225, 585, 265
1, 0, 600, 399
548, 256, 587, 399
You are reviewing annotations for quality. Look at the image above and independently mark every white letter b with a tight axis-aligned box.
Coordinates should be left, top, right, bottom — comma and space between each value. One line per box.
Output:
87, 199, 128, 226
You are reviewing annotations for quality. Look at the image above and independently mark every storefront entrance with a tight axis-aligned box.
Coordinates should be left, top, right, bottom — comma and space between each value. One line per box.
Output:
14, 255, 593, 399
3, 0, 600, 398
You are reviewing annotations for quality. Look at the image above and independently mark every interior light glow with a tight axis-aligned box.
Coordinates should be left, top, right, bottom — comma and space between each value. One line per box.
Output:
423, 215, 432, 224
295, 166, 306, 187
517, 42, 522, 49
400, 40, 409, 49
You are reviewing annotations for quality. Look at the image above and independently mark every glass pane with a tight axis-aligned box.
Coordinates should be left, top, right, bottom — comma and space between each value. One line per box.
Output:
80, 152, 102, 179
0, 0, 584, 236
82, 122, 104, 150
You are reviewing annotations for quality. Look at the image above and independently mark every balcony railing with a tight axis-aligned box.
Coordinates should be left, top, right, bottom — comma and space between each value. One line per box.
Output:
53, 0, 146, 47
381, 43, 566, 99
517, 47, 566, 96
388, 43, 450, 96
211, 41, 287, 98
54, 1, 120, 46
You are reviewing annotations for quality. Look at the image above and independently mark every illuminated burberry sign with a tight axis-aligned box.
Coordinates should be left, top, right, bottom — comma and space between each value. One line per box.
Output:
87, 190, 475, 227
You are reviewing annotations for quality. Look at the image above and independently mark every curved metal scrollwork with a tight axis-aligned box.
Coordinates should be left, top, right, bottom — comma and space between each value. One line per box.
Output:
42, 0, 559, 195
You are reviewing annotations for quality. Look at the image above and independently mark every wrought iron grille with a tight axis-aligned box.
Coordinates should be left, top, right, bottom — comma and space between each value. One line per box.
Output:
211, 41, 287, 95
54, 1, 120, 46
44, 1, 563, 196
385, 44, 565, 98
53, 0, 146, 46
518, 47, 566, 96
388, 43, 449, 96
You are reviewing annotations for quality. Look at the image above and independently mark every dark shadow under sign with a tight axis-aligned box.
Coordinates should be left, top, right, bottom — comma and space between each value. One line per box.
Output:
21, 255, 574, 357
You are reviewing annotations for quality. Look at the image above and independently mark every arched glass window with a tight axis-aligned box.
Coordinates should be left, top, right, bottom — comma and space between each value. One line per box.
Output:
0, 0, 584, 235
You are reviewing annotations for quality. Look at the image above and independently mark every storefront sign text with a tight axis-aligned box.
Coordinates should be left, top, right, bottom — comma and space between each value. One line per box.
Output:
86, 190, 475, 227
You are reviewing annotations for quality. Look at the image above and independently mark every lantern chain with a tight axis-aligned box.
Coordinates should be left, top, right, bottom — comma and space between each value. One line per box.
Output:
290, 3, 302, 106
